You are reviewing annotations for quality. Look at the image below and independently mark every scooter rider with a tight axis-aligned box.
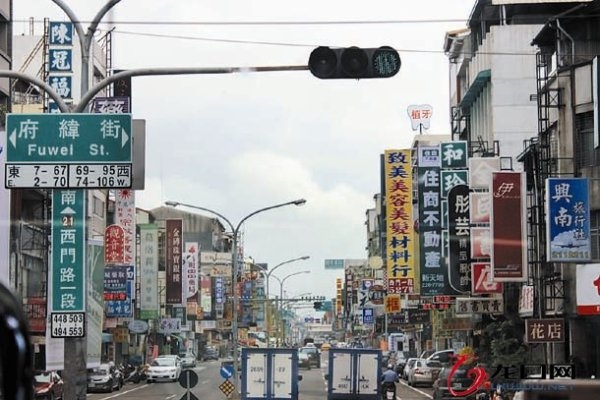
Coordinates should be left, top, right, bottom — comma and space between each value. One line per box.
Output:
381, 364, 399, 398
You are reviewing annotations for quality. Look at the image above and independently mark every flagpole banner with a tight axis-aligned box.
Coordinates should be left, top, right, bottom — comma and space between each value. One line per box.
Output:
546, 178, 591, 262
383, 149, 416, 294
491, 172, 527, 282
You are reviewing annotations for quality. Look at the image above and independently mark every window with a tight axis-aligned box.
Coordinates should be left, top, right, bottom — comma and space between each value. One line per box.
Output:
92, 196, 105, 217
590, 210, 600, 261
575, 111, 600, 169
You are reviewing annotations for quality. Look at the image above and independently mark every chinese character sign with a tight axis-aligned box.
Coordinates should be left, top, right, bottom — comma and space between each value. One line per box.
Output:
139, 224, 159, 319
525, 318, 565, 343
51, 190, 86, 312
104, 225, 125, 265
183, 242, 199, 300
448, 185, 471, 293
92, 97, 131, 114
49, 22, 73, 45
491, 172, 527, 282
546, 178, 591, 262
385, 294, 401, 314
105, 265, 134, 318
166, 219, 183, 304
407, 104, 433, 132
115, 190, 136, 265
441, 141, 468, 169
417, 145, 446, 295
383, 149, 415, 294
48, 49, 72, 72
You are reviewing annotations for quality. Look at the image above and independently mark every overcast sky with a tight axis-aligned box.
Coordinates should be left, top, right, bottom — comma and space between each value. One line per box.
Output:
15, 0, 475, 314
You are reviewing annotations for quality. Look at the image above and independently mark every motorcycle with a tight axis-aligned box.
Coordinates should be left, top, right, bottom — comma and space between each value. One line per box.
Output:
381, 382, 396, 400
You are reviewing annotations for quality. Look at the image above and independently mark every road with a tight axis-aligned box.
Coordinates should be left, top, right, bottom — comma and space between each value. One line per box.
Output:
85, 357, 434, 400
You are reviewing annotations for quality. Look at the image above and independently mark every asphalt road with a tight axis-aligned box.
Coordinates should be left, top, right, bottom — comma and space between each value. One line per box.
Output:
85, 356, 435, 400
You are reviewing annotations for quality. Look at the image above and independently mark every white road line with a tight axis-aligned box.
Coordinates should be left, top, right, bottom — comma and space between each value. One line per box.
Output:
165, 395, 177, 399
94, 384, 149, 399
398, 380, 433, 399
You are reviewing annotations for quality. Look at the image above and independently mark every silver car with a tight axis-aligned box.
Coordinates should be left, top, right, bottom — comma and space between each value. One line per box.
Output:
407, 359, 442, 387
402, 358, 418, 380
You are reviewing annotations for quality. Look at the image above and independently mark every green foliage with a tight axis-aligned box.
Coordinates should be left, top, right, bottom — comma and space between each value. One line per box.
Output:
477, 319, 527, 368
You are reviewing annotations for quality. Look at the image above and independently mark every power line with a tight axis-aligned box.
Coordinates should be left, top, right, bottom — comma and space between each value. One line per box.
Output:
15, 17, 471, 26
112, 29, 539, 57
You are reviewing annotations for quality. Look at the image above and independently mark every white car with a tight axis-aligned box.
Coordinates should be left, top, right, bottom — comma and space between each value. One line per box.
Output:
146, 357, 181, 383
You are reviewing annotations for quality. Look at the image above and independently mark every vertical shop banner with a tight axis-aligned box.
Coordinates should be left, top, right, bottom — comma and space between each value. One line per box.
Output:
383, 149, 415, 294
201, 276, 213, 317
104, 225, 125, 265
51, 189, 86, 312
184, 242, 199, 318
418, 145, 445, 295
86, 239, 104, 368
491, 172, 527, 281
546, 178, 591, 262
115, 190, 136, 265
575, 263, 600, 315
441, 141, 468, 169
139, 224, 159, 319
448, 185, 471, 293
166, 219, 183, 304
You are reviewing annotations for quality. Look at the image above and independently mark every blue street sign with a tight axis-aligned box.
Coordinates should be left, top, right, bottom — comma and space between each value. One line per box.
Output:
220, 364, 234, 379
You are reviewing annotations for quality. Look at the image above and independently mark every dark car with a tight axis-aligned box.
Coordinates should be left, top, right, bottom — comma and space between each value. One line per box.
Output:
432, 365, 476, 400
87, 364, 121, 393
34, 371, 64, 400
298, 352, 311, 369
299, 346, 320, 368
203, 348, 219, 361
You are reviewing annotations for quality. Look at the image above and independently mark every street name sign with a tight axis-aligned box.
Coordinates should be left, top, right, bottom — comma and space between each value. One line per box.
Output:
5, 113, 132, 189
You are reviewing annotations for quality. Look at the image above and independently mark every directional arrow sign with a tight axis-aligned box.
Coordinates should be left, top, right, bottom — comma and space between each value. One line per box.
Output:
6, 113, 132, 163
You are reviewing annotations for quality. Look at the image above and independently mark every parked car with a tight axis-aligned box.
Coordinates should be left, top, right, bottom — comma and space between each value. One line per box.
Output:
180, 352, 197, 369
146, 357, 181, 383
34, 371, 64, 399
87, 364, 121, 393
407, 359, 442, 387
432, 364, 477, 400
298, 352, 311, 369
203, 348, 219, 361
298, 346, 320, 368
402, 358, 418, 380
395, 351, 410, 374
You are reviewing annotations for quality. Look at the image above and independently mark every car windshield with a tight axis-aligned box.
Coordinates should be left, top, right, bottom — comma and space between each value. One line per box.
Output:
152, 358, 175, 366
34, 373, 52, 383
90, 367, 109, 375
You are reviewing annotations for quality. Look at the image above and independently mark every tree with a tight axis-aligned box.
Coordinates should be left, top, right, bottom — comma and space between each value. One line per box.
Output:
477, 320, 527, 368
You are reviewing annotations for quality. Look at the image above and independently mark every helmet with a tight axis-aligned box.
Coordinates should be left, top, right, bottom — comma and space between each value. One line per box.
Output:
388, 364, 393, 369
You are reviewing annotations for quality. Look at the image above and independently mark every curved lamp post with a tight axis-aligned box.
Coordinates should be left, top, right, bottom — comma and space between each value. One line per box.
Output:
272, 270, 311, 346
255, 256, 309, 347
164, 199, 306, 385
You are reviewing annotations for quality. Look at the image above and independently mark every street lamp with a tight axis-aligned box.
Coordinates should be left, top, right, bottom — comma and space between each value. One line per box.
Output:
254, 256, 310, 347
272, 270, 311, 346
164, 199, 306, 385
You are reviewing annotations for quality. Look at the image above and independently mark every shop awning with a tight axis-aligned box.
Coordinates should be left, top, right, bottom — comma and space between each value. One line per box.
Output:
459, 69, 491, 110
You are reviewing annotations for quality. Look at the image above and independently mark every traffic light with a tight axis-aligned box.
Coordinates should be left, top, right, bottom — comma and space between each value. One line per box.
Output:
309, 46, 401, 79
313, 302, 323, 311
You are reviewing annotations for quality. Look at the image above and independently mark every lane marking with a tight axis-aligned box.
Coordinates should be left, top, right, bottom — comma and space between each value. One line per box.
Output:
95, 384, 149, 399
165, 395, 177, 400
398, 380, 433, 399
